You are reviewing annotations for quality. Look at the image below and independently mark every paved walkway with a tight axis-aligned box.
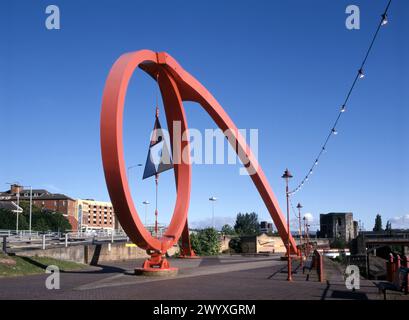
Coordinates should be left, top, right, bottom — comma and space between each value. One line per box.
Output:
0, 255, 402, 300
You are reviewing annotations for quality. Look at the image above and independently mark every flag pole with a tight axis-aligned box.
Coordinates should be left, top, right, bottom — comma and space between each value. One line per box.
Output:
154, 86, 160, 238
155, 173, 159, 237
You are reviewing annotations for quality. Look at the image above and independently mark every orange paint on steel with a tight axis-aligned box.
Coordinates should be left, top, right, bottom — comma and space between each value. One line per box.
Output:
100, 50, 297, 270
100, 50, 191, 258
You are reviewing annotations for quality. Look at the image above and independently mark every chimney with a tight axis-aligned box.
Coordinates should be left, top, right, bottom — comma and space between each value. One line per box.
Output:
10, 184, 23, 195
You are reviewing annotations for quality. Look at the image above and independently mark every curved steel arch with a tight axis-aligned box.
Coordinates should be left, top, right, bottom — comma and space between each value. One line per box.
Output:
100, 50, 297, 270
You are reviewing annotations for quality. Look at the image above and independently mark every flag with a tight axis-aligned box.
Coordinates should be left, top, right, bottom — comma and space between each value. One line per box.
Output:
142, 117, 173, 180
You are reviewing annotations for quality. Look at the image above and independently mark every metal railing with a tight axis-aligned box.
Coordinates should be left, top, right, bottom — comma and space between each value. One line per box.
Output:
1, 229, 130, 254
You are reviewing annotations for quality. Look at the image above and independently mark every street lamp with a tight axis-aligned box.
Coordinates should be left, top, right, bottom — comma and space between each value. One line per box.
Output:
142, 200, 150, 226
281, 168, 293, 281
209, 196, 217, 229
296, 202, 303, 267
303, 216, 307, 253
6, 183, 28, 235
127, 164, 143, 179
20, 185, 33, 237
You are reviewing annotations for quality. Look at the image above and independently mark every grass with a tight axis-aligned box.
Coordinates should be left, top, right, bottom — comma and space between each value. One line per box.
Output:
0, 252, 86, 277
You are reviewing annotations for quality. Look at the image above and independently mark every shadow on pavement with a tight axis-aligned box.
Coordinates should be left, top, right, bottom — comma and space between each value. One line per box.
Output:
19, 255, 127, 275
330, 290, 368, 300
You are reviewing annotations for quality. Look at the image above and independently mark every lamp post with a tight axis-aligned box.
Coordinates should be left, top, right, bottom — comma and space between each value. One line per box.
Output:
20, 185, 33, 237
209, 196, 217, 229
142, 200, 150, 226
281, 169, 293, 281
127, 164, 143, 180
296, 202, 303, 267
16, 191, 20, 234
303, 216, 307, 256
304, 219, 311, 256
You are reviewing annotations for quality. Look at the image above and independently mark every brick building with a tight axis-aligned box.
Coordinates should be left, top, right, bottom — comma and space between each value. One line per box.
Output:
0, 184, 77, 230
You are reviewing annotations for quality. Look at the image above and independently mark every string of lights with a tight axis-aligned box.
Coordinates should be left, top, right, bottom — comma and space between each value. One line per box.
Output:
289, 0, 392, 195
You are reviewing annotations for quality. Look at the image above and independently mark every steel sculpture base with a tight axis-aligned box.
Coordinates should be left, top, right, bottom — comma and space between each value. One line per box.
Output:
135, 267, 178, 277
135, 251, 178, 276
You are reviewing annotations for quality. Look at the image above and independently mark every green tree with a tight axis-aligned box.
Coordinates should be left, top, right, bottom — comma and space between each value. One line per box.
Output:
0, 201, 72, 232
373, 214, 383, 232
190, 228, 220, 256
221, 224, 236, 235
0, 208, 28, 230
330, 238, 347, 249
234, 212, 260, 236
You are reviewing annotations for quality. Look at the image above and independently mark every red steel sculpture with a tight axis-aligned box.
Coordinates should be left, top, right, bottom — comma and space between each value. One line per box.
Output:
100, 50, 297, 272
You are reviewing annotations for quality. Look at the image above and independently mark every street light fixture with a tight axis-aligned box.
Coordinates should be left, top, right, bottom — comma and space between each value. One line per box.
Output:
6, 183, 29, 235
281, 168, 293, 281
209, 196, 217, 229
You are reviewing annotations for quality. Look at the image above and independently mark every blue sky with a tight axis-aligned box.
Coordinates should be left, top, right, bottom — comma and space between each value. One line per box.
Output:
0, 0, 408, 231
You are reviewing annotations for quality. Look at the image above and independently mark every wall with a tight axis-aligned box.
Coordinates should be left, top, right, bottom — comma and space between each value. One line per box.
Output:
16, 242, 179, 265
240, 234, 287, 254
219, 235, 231, 252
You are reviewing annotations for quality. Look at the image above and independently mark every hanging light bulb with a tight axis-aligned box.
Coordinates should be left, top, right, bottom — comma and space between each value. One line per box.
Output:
315, 159, 319, 165
341, 105, 346, 113
358, 69, 365, 79
332, 128, 338, 135
381, 13, 388, 26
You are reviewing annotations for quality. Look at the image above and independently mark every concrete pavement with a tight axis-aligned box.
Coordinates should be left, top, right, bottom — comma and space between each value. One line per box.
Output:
0, 255, 394, 300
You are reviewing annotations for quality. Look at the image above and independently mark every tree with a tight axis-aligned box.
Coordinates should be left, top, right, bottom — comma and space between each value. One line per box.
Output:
330, 238, 347, 249
0, 201, 71, 232
190, 228, 220, 256
221, 224, 235, 235
0, 208, 28, 230
234, 212, 260, 236
373, 214, 383, 232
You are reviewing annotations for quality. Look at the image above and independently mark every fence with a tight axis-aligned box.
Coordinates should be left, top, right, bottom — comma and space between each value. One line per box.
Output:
1, 229, 130, 254
302, 249, 324, 282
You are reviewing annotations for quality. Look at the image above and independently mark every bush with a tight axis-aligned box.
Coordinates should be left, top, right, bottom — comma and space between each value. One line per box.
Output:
228, 237, 242, 253
330, 238, 348, 249
190, 228, 220, 256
